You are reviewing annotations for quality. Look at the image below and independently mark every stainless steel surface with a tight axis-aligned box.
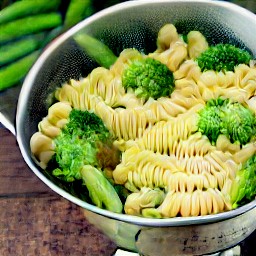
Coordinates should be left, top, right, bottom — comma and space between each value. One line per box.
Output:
2, 0, 256, 255
84, 206, 255, 255
0, 84, 21, 135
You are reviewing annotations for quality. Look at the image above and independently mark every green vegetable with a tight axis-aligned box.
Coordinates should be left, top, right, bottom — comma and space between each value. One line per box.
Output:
221, 101, 256, 145
0, 0, 124, 91
196, 43, 251, 72
142, 208, 162, 218
122, 57, 175, 100
52, 109, 120, 182
0, 50, 40, 91
198, 98, 226, 144
0, 13, 62, 44
0, 33, 44, 66
229, 154, 256, 208
64, 0, 94, 30
74, 33, 118, 69
198, 98, 256, 145
81, 165, 123, 213
0, 0, 61, 25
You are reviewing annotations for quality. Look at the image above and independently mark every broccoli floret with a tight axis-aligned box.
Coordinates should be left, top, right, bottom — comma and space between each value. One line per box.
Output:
63, 108, 110, 143
221, 101, 256, 145
52, 109, 120, 182
122, 57, 175, 100
229, 154, 256, 208
198, 98, 256, 145
196, 43, 251, 72
53, 133, 96, 182
198, 98, 227, 144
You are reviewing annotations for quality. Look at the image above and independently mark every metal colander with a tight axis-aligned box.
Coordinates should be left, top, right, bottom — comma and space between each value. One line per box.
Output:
12, 1, 256, 255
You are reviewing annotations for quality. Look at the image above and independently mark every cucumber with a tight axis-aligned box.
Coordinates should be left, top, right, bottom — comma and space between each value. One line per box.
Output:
0, 13, 62, 44
0, 0, 61, 25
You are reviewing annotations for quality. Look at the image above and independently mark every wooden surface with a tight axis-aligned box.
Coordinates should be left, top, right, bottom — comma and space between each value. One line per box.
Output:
0, 127, 117, 256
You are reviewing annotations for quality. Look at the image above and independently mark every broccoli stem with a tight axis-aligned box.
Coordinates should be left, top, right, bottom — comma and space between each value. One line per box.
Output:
81, 165, 123, 213
230, 154, 256, 208
73, 33, 118, 69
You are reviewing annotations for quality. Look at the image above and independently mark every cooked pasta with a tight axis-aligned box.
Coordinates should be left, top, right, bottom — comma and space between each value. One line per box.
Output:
112, 136, 239, 193
124, 187, 165, 216
149, 24, 188, 72
30, 101, 73, 168
157, 188, 232, 217
136, 110, 204, 155
30, 132, 55, 169
187, 30, 209, 59
30, 23, 256, 218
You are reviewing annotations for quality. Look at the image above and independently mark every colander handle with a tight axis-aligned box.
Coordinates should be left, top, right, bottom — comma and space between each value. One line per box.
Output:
0, 84, 20, 135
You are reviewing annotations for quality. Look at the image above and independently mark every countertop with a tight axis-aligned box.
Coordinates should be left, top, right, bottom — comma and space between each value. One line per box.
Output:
0, 127, 117, 256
